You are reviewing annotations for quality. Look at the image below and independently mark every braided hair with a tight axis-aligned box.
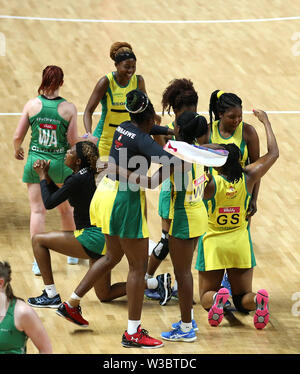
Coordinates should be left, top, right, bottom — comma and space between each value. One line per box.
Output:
176, 111, 208, 144
162, 78, 198, 115
125, 89, 155, 125
75, 141, 99, 174
0, 261, 18, 301
219, 143, 243, 183
209, 90, 242, 124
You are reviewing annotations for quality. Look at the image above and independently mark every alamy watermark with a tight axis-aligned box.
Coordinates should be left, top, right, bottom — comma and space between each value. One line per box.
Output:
0, 32, 6, 56
291, 32, 300, 56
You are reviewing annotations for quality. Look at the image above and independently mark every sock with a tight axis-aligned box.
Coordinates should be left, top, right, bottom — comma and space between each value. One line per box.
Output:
45, 284, 57, 298
191, 308, 194, 320
127, 320, 141, 335
68, 292, 81, 308
173, 280, 178, 292
147, 277, 158, 289
145, 273, 153, 281
180, 321, 193, 332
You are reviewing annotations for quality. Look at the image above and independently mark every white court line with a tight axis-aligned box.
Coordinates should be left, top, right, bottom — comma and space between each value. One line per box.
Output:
1, 111, 300, 116
1, 14, 300, 24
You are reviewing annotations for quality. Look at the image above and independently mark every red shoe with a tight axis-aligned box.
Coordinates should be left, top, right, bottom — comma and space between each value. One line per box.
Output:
122, 325, 163, 349
254, 289, 269, 329
56, 302, 89, 327
208, 288, 230, 327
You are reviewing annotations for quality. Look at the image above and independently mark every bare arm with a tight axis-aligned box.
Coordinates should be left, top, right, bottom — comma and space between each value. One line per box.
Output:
83, 76, 109, 133
245, 110, 279, 192
66, 103, 80, 146
15, 300, 52, 354
244, 123, 261, 217
13, 101, 31, 160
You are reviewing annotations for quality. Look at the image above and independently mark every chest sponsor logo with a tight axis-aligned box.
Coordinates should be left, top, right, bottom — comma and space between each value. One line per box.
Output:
39, 123, 57, 130
219, 207, 240, 214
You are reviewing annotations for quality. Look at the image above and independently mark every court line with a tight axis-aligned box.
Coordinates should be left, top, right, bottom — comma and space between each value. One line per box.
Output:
1, 15, 300, 24
1, 111, 300, 116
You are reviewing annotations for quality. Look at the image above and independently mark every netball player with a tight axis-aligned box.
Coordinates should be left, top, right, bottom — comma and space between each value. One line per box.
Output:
13, 65, 79, 274
196, 109, 279, 330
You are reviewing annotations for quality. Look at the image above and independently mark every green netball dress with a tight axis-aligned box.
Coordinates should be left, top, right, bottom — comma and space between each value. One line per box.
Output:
22, 95, 72, 184
209, 120, 249, 176
158, 121, 175, 220
195, 173, 256, 271
169, 163, 208, 239
93, 72, 139, 159
0, 299, 28, 354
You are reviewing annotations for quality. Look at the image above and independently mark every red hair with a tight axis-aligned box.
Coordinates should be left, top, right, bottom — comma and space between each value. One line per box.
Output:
38, 65, 64, 95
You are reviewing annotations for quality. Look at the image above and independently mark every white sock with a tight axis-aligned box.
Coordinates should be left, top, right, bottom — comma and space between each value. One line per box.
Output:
127, 320, 141, 335
45, 284, 57, 298
180, 321, 193, 332
173, 279, 178, 291
145, 273, 153, 281
191, 308, 194, 320
71, 292, 81, 301
147, 278, 158, 289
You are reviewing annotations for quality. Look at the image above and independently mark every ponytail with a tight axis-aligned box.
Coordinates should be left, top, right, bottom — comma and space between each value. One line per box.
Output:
209, 90, 242, 124
38, 65, 64, 95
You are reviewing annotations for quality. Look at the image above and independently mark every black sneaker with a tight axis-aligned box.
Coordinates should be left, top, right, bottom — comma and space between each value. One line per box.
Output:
156, 273, 172, 306
28, 290, 61, 308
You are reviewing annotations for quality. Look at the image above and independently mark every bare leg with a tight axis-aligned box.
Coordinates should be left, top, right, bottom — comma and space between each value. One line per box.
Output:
32, 231, 89, 285
227, 268, 256, 311
198, 269, 225, 309
27, 183, 46, 238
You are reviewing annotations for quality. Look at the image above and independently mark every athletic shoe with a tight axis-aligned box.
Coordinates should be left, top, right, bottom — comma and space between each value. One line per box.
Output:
161, 325, 196, 342
208, 287, 230, 327
28, 290, 61, 308
171, 319, 198, 332
221, 272, 232, 295
67, 257, 79, 265
254, 289, 269, 329
171, 287, 178, 300
56, 302, 89, 327
32, 261, 41, 276
144, 288, 161, 300
156, 273, 172, 306
122, 325, 163, 349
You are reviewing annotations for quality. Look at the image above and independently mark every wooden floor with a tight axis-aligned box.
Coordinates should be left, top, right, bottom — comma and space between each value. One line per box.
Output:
0, 0, 300, 355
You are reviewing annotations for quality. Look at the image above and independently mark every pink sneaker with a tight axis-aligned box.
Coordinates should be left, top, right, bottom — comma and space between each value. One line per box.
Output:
254, 289, 269, 329
208, 288, 230, 327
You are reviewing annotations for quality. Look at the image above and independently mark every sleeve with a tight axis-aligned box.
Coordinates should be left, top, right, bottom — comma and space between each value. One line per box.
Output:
149, 125, 169, 136
40, 176, 75, 209
138, 133, 174, 164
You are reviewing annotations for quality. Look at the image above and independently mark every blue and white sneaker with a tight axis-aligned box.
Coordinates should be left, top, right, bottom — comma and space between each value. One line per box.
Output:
161, 326, 196, 342
144, 288, 161, 300
28, 290, 62, 309
32, 260, 41, 276
171, 319, 198, 332
221, 272, 232, 295
67, 257, 79, 265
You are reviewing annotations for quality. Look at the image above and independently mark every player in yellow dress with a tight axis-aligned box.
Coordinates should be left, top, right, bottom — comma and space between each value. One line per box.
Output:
195, 109, 279, 330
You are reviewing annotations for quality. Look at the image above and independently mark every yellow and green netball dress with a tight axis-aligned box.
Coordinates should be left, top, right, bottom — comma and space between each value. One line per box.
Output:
169, 163, 208, 239
195, 173, 256, 271
209, 120, 248, 175
158, 121, 175, 220
93, 72, 139, 159
22, 95, 72, 184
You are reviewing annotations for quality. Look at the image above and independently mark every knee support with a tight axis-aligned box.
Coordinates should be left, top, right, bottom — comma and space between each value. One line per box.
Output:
232, 293, 251, 314
152, 239, 169, 260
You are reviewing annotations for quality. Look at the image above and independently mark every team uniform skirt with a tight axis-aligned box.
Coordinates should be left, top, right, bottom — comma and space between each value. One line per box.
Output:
23, 150, 72, 184
158, 178, 173, 220
195, 224, 256, 271
74, 226, 106, 259
90, 176, 149, 239
169, 201, 208, 240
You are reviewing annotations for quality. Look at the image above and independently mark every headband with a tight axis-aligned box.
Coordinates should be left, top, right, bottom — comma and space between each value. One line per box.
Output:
217, 90, 225, 99
115, 51, 136, 64
125, 94, 149, 114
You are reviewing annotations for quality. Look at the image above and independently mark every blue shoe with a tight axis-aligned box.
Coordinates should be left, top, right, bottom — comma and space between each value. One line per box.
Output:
32, 261, 41, 276
144, 288, 161, 300
161, 326, 197, 342
221, 272, 232, 296
28, 290, 62, 309
172, 319, 198, 332
67, 257, 79, 265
